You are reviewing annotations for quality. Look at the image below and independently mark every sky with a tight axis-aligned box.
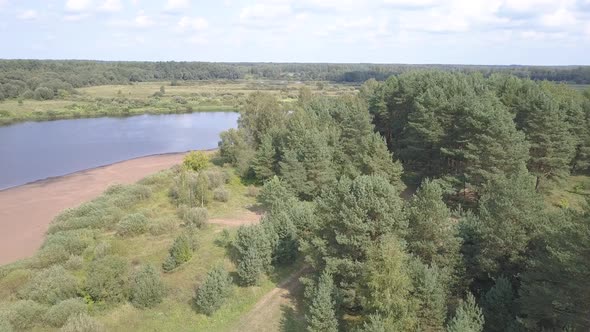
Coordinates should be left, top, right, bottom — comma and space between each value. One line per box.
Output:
0, 0, 589, 65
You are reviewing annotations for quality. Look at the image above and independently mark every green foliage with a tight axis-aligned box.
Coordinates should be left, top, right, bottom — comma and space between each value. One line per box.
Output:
218, 128, 255, 177
213, 187, 230, 202
170, 170, 210, 207
261, 210, 299, 265
130, 265, 165, 309
519, 209, 590, 331
447, 293, 485, 332
204, 169, 228, 189
61, 313, 105, 332
34, 86, 54, 100
19, 265, 78, 304
410, 260, 449, 332
363, 235, 417, 331
305, 272, 338, 332
258, 176, 295, 210
44, 298, 87, 327
85, 255, 129, 303
481, 277, 516, 332
194, 265, 233, 315
116, 213, 149, 237
238, 91, 285, 146
183, 151, 209, 172
162, 234, 194, 272
303, 175, 407, 308
234, 225, 273, 285
64, 255, 84, 270
3, 300, 48, 330
179, 206, 208, 228
406, 179, 462, 271
252, 133, 277, 181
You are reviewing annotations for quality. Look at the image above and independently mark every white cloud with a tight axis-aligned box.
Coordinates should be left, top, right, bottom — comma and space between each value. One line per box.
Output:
540, 8, 577, 28
383, 0, 441, 9
63, 13, 90, 21
18, 10, 38, 20
99, 0, 123, 12
239, 3, 292, 28
65, 0, 93, 12
188, 35, 209, 45
165, 0, 190, 11
177, 16, 209, 31
109, 11, 154, 28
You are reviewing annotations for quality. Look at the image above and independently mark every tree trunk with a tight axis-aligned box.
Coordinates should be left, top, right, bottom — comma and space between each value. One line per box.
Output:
535, 175, 541, 192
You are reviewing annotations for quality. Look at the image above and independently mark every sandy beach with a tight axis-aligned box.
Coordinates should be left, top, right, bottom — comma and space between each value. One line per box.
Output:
0, 153, 185, 265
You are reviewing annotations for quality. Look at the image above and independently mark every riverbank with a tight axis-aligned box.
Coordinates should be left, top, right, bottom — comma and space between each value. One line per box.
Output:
0, 152, 186, 265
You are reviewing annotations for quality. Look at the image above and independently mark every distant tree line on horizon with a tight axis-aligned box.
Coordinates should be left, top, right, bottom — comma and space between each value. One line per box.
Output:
0, 59, 589, 101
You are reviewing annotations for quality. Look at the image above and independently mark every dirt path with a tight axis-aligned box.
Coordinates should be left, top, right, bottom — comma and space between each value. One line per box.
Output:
208, 211, 262, 227
231, 266, 307, 332
0, 153, 186, 265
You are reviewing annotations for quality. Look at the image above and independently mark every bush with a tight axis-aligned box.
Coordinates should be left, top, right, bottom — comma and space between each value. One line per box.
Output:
85, 255, 129, 303
162, 235, 194, 272
19, 265, 78, 304
213, 187, 230, 202
33, 245, 70, 268
93, 241, 111, 259
42, 229, 96, 256
171, 171, 210, 207
130, 265, 165, 309
180, 207, 208, 228
34, 86, 54, 100
0, 319, 13, 332
149, 216, 178, 235
4, 300, 48, 330
194, 265, 233, 315
61, 313, 104, 332
205, 170, 227, 189
64, 255, 84, 270
183, 151, 209, 172
44, 298, 87, 327
247, 185, 260, 197
116, 213, 149, 237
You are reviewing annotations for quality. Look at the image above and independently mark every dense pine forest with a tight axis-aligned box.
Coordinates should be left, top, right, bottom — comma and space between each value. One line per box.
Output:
1, 60, 590, 101
218, 71, 590, 331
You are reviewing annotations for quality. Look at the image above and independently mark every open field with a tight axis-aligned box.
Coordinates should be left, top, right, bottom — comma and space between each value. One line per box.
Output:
0, 80, 357, 125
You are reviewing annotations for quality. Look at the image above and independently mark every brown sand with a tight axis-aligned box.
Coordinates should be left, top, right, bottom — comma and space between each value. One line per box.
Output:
0, 153, 185, 265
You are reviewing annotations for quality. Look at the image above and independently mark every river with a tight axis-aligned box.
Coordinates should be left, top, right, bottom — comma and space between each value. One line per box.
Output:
0, 112, 238, 189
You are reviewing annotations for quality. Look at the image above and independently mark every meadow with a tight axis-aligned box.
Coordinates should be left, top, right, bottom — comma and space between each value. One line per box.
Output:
0, 80, 356, 125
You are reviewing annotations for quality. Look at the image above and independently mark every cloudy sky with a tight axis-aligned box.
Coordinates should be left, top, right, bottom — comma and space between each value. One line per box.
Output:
0, 0, 589, 65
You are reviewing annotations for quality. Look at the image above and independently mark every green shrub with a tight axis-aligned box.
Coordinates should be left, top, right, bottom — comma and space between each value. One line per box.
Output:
180, 207, 208, 228
130, 265, 165, 309
162, 235, 194, 272
93, 241, 111, 259
64, 255, 84, 271
205, 170, 227, 189
183, 151, 209, 172
48, 202, 122, 233
42, 229, 96, 256
170, 171, 210, 207
0, 319, 14, 332
33, 244, 70, 268
61, 313, 104, 332
557, 198, 570, 209
116, 213, 149, 237
44, 298, 87, 327
0, 269, 32, 300
149, 216, 178, 236
85, 255, 129, 303
19, 265, 78, 304
4, 300, 47, 330
194, 265, 233, 315
213, 187, 230, 202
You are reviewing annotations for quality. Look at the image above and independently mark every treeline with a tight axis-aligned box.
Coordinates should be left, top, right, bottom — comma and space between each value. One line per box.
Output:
218, 79, 590, 331
1, 60, 589, 101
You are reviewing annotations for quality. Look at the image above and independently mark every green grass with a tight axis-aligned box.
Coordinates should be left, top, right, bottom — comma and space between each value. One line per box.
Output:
0, 80, 355, 125
566, 83, 590, 92
544, 175, 590, 211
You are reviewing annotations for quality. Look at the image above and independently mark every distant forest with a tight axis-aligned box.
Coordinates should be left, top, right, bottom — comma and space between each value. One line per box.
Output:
0, 60, 589, 101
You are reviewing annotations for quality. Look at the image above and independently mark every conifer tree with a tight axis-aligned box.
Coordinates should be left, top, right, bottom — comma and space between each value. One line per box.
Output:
306, 272, 338, 332
252, 133, 277, 181
234, 225, 272, 286
194, 265, 233, 315
481, 276, 517, 332
411, 260, 449, 332
447, 293, 485, 332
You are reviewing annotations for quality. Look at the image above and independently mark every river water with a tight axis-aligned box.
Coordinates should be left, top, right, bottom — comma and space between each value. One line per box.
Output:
0, 112, 238, 189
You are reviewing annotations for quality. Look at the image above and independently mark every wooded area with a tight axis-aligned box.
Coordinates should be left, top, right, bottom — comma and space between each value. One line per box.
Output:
1, 60, 589, 101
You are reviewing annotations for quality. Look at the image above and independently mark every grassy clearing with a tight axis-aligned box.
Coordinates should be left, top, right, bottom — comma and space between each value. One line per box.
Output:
0, 157, 295, 331
544, 175, 590, 211
0, 80, 356, 125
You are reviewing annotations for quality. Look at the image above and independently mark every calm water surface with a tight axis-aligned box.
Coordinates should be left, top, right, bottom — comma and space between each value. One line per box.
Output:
0, 112, 238, 189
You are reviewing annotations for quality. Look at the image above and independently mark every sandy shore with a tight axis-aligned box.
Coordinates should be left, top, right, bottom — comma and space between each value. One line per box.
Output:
0, 153, 186, 265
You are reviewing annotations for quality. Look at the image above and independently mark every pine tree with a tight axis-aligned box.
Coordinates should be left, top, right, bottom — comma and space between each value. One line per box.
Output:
162, 234, 193, 272
447, 293, 485, 332
252, 133, 277, 181
279, 149, 308, 198
519, 209, 590, 331
306, 272, 338, 332
406, 179, 462, 271
411, 260, 449, 332
481, 276, 517, 332
474, 171, 547, 279
234, 225, 272, 286
194, 265, 233, 315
